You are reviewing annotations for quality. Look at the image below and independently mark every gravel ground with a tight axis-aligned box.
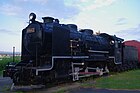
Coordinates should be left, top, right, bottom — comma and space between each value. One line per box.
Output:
0, 76, 13, 93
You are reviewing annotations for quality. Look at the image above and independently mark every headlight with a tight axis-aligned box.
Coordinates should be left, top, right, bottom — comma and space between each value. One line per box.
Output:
110, 40, 115, 45
29, 15, 33, 20
29, 13, 36, 21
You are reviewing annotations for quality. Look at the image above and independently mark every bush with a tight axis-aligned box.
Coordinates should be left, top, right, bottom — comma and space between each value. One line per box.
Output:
0, 56, 20, 71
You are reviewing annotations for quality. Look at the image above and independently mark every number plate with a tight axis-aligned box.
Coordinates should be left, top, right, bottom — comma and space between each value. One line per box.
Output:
27, 28, 35, 33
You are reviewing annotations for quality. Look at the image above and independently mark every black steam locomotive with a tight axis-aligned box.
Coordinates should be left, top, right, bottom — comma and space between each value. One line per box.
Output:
3, 13, 138, 85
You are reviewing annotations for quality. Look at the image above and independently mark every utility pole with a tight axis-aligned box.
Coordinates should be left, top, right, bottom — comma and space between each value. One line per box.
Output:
13, 47, 15, 62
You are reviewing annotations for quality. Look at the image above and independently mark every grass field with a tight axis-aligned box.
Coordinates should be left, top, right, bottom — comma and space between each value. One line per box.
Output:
82, 69, 140, 89
0, 56, 20, 71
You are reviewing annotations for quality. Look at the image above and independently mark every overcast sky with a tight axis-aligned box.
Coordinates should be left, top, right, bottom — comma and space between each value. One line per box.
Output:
0, 0, 140, 52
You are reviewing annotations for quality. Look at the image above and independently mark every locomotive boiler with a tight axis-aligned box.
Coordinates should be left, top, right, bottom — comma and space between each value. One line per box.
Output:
3, 13, 138, 85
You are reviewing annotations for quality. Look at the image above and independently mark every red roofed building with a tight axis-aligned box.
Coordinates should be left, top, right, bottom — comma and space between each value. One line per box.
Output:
124, 40, 140, 63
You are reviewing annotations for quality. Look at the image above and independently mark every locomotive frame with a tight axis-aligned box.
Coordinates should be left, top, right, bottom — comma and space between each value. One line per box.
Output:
3, 13, 138, 85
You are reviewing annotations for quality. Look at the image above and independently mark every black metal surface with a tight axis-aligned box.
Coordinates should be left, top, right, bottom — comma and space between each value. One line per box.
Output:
5, 13, 139, 86
52, 25, 70, 56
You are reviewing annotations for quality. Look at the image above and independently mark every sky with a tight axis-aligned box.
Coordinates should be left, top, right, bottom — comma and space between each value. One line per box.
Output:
0, 0, 140, 52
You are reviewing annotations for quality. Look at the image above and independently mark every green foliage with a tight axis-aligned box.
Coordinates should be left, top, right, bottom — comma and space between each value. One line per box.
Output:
0, 56, 20, 71
82, 70, 140, 89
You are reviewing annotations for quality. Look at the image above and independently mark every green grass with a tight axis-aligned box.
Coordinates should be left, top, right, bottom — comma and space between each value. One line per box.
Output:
53, 89, 67, 93
82, 70, 140, 89
15, 91, 23, 93
1, 85, 10, 92
0, 56, 20, 71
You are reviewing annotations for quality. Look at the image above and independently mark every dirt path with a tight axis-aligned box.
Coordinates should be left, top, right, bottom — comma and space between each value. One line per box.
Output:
0, 77, 140, 93
26, 82, 80, 93
26, 82, 140, 93
68, 88, 140, 93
